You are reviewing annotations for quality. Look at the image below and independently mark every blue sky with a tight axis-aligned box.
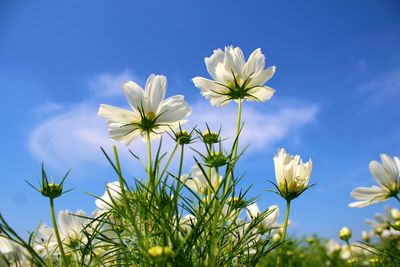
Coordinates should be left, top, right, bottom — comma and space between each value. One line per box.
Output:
1, 0, 400, 241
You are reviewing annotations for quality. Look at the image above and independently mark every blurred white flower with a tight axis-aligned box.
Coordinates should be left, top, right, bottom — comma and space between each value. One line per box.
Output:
99, 74, 191, 144
273, 148, 313, 201
95, 181, 123, 212
193, 46, 276, 107
36, 210, 90, 254
246, 203, 280, 231
181, 165, 221, 195
0, 236, 29, 265
325, 239, 341, 255
349, 154, 400, 207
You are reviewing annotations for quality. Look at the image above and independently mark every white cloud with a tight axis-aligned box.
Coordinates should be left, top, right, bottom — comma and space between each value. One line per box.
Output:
28, 71, 319, 174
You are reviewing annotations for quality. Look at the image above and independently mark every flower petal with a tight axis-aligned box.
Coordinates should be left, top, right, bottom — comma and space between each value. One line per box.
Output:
145, 74, 167, 113
246, 86, 275, 102
247, 66, 276, 88
122, 80, 145, 112
157, 95, 191, 123
205, 48, 225, 81
244, 48, 265, 77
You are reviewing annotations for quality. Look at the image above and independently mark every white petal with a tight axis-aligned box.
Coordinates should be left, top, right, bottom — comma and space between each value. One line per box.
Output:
247, 66, 276, 88
380, 154, 398, 179
205, 48, 225, 81
98, 104, 138, 123
145, 74, 167, 113
349, 186, 388, 207
369, 161, 393, 188
244, 48, 265, 76
224, 46, 245, 78
122, 80, 145, 111
245, 86, 275, 102
157, 95, 191, 123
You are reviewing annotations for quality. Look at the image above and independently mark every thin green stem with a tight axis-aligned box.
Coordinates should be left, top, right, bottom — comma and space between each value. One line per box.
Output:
233, 98, 242, 159
281, 200, 291, 242
277, 200, 291, 267
346, 240, 355, 265
49, 198, 67, 265
395, 195, 400, 203
147, 131, 153, 189
174, 144, 185, 241
209, 167, 220, 266
224, 99, 242, 196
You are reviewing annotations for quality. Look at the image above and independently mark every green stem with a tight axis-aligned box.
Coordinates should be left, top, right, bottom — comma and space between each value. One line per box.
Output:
281, 200, 291, 242
209, 167, 220, 266
174, 144, 185, 241
395, 195, 400, 203
277, 200, 291, 267
224, 99, 242, 196
147, 131, 153, 189
233, 98, 242, 159
49, 198, 67, 265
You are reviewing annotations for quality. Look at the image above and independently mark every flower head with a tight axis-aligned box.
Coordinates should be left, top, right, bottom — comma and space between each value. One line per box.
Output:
193, 46, 276, 106
273, 148, 313, 201
99, 74, 191, 144
349, 154, 400, 208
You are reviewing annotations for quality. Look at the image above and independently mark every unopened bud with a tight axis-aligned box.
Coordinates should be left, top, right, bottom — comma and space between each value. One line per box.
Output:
339, 227, 352, 241
202, 130, 220, 144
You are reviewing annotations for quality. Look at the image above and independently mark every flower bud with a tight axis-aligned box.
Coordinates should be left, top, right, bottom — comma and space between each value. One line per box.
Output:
41, 183, 63, 198
205, 152, 227, 167
175, 130, 192, 145
148, 246, 173, 258
339, 227, 352, 241
202, 130, 220, 144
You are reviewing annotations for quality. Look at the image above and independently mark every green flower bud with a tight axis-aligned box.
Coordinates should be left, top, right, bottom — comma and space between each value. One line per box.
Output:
205, 152, 228, 167
202, 130, 220, 144
41, 183, 63, 198
175, 130, 191, 145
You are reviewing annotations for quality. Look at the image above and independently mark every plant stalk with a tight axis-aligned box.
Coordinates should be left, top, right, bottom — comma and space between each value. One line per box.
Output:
49, 197, 67, 265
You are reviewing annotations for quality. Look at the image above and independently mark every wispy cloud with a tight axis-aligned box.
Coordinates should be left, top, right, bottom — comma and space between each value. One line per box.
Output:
28, 71, 319, 174
358, 68, 400, 109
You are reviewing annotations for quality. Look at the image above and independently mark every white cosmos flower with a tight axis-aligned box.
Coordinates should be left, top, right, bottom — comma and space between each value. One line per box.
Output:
192, 46, 276, 107
181, 165, 222, 195
36, 210, 90, 254
246, 204, 280, 232
98, 74, 191, 144
349, 154, 400, 208
95, 181, 123, 212
273, 148, 313, 201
